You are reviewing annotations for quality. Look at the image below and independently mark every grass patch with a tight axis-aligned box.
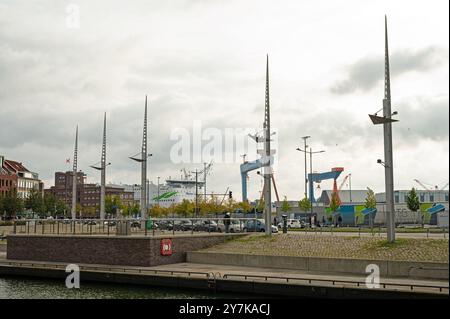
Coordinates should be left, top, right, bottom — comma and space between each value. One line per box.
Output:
375, 238, 409, 249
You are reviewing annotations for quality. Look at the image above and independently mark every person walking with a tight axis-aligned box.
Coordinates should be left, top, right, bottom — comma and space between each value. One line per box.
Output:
224, 212, 231, 233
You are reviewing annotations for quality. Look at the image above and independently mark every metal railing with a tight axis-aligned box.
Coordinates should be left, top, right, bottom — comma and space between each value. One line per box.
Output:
6, 217, 273, 237
221, 273, 449, 293
1, 260, 447, 294
283, 225, 449, 238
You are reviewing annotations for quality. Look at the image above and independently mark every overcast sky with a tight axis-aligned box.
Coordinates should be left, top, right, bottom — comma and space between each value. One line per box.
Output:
0, 0, 448, 201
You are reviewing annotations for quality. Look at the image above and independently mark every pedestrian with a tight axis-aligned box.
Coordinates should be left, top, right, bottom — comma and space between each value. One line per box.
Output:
224, 212, 231, 233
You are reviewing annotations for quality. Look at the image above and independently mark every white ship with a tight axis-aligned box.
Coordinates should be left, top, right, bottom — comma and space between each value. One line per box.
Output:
149, 177, 204, 208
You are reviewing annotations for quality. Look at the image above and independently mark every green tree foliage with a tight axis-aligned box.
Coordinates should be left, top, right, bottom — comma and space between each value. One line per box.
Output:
237, 201, 251, 214
1, 191, 24, 218
105, 195, 122, 217
330, 192, 340, 212
173, 199, 195, 217
25, 189, 46, 217
406, 188, 420, 212
281, 196, 291, 213
298, 197, 312, 213
365, 188, 377, 210
256, 200, 265, 213
55, 200, 68, 217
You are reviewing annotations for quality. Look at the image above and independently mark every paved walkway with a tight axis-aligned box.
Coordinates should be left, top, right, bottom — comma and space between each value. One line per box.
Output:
0, 251, 447, 295
288, 230, 448, 239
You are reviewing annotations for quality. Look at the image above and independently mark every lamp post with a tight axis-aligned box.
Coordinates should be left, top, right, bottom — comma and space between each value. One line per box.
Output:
300, 136, 310, 199
157, 176, 160, 206
369, 17, 399, 243
296, 147, 325, 219
349, 173, 352, 203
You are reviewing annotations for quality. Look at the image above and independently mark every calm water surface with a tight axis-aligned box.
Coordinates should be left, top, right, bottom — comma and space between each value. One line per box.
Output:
0, 276, 244, 299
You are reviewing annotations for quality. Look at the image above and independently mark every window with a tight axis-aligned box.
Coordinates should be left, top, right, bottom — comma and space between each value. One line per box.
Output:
395, 195, 399, 203
430, 194, 434, 202
445, 194, 449, 202
420, 194, 425, 202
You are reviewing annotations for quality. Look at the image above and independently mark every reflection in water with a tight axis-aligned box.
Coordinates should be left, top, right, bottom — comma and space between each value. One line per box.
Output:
0, 277, 237, 299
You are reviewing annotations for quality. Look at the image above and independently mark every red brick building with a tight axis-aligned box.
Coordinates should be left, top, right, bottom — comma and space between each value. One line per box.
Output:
45, 171, 134, 217
1, 155, 42, 197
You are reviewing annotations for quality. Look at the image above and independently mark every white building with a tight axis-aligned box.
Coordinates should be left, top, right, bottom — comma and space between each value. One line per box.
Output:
2, 158, 42, 198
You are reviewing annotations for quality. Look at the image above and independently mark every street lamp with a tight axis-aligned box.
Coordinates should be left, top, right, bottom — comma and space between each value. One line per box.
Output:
300, 136, 310, 199
296, 147, 325, 218
368, 16, 399, 243
157, 176, 160, 206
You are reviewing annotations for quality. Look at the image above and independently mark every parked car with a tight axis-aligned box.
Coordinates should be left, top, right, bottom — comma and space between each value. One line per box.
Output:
104, 220, 117, 226
277, 219, 305, 229
155, 220, 171, 230
217, 220, 243, 233
167, 219, 195, 231
130, 220, 141, 228
277, 219, 304, 229
243, 219, 278, 233
193, 220, 219, 232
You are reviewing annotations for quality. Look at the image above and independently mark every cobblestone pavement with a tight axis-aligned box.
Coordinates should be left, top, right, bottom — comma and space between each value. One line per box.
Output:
203, 234, 449, 263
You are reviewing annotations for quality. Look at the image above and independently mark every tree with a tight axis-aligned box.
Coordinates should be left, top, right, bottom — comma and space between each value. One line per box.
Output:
281, 196, 291, 214
174, 199, 195, 217
365, 188, 376, 210
237, 201, 251, 214
365, 188, 377, 228
55, 200, 68, 217
224, 198, 238, 214
406, 188, 420, 212
330, 192, 340, 213
406, 187, 421, 227
105, 195, 122, 217
25, 188, 45, 217
256, 200, 265, 213
298, 197, 312, 213
43, 193, 57, 217
2, 191, 24, 219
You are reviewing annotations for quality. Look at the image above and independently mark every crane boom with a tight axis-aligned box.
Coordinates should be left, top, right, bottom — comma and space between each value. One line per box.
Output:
338, 174, 350, 191
413, 179, 432, 191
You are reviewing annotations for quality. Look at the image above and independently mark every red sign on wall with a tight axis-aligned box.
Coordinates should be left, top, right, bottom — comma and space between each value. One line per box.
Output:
160, 239, 173, 256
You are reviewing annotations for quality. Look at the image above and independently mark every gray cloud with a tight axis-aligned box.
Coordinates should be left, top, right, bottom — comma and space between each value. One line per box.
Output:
0, 1, 448, 199
331, 47, 448, 95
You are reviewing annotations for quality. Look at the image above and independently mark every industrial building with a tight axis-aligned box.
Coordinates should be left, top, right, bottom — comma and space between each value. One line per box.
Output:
45, 171, 134, 217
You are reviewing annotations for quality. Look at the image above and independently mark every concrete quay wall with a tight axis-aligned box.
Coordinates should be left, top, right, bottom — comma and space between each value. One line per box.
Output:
187, 252, 449, 280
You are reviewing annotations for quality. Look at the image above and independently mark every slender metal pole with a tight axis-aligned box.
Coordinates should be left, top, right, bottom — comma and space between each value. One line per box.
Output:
383, 16, 395, 242
263, 55, 272, 236
100, 112, 107, 220
349, 174, 352, 203
204, 162, 207, 200
302, 136, 310, 199
71, 126, 78, 220
157, 176, 160, 206
310, 148, 313, 216
195, 170, 199, 217
141, 96, 148, 221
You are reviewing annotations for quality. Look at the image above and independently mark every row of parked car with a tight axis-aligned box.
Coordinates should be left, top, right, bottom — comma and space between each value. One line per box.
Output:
151, 219, 278, 233
47, 218, 280, 233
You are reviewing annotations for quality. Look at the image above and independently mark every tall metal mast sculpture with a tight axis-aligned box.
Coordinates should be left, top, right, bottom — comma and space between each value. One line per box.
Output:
130, 96, 148, 222
382, 16, 396, 242
71, 125, 78, 220
263, 55, 272, 236
91, 113, 109, 220
369, 16, 399, 242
